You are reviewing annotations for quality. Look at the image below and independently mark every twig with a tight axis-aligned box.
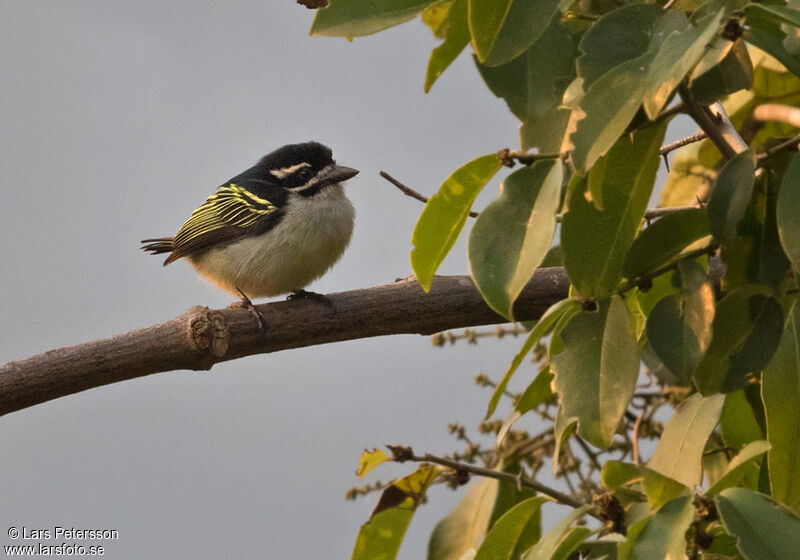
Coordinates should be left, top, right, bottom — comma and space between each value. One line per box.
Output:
401, 450, 593, 513
498, 149, 564, 167
678, 84, 748, 160
378, 171, 479, 217
617, 243, 720, 294
381, 171, 701, 221
660, 132, 708, 172
757, 131, 800, 163
632, 411, 644, 466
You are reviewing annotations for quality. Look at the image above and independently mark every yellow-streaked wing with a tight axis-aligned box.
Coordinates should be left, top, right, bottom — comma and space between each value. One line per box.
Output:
165, 182, 279, 264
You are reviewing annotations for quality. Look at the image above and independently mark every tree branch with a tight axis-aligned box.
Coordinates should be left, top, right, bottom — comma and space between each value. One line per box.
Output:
0, 270, 570, 417
677, 85, 748, 160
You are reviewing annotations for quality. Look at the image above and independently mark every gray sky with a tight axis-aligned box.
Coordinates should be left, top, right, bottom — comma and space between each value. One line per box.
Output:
0, 2, 547, 558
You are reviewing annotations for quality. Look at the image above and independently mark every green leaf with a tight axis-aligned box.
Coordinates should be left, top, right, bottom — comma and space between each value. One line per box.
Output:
746, 3, 800, 29
715, 488, 800, 560
645, 261, 715, 384
410, 154, 501, 291
601, 461, 642, 491
693, 286, 784, 394
763, 300, 800, 512
469, 161, 563, 320
356, 448, 389, 478
642, 468, 691, 510
486, 298, 579, 418
521, 505, 594, 560
648, 392, 724, 488
421, 1, 453, 38
476, 15, 576, 152
351, 465, 439, 560
552, 406, 577, 475
549, 527, 593, 560
425, 0, 470, 92
624, 209, 711, 279
562, 123, 666, 298
721, 390, 764, 450
576, 5, 687, 90
641, 0, 732, 118
569, 0, 728, 170
689, 38, 754, 104
480, 0, 563, 67
744, 19, 800, 78
624, 496, 695, 560
468, 0, 512, 62
311, 0, 437, 37
707, 150, 756, 246
777, 152, 800, 276
475, 497, 548, 560
514, 367, 555, 416
708, 440, 770, 495
550, 296, 640, 448
428, 478, 497, 560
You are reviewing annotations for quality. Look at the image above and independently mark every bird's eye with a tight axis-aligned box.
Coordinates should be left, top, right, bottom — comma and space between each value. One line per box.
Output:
296, 167, 313, 181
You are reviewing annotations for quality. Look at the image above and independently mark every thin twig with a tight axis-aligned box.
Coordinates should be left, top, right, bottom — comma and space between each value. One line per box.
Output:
660, 132, 707, 157
757, 132, 800, 163
632, 411, 644, 466
381, 170, 701, 222
499, 149, 564, 167
400, 450, 593, 513
378, 171, 479, 217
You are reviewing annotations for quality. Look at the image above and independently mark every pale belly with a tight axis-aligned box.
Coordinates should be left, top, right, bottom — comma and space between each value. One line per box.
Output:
190, 187, 355, 298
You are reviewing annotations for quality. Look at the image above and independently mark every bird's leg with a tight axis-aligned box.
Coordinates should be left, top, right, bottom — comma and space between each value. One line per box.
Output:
231, 288, 268, 331
287, 289, 333, 307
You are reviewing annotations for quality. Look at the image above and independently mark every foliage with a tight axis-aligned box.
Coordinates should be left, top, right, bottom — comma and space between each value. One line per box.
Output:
311, 0, 800, 558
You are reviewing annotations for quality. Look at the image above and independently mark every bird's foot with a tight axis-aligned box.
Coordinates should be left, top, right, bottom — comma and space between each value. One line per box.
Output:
231, 289, 268, 331
287, 289, 333, 307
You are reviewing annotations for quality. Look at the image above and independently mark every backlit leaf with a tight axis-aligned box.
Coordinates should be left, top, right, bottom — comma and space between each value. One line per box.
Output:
351, 465, 439, 560
356, 448, 389, 478
468, 0, 513, 62
411, 154, 501, 291
707, 440, 770, 495
429, 478, 497, 560
648, 392, 724, 488
425, 0, 470, 92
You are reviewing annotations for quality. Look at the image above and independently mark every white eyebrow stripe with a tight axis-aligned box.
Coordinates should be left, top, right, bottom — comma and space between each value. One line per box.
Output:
290, 164, 334, 191
269, 162, 311, 179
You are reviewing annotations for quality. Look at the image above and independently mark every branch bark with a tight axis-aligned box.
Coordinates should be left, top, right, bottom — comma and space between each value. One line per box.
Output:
0, 269, 570, 417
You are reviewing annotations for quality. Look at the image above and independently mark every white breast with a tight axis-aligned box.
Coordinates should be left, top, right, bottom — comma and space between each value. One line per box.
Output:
190, 184, 355, 298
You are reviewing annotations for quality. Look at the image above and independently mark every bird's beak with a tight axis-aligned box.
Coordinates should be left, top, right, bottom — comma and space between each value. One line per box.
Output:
323, 165, 359, 184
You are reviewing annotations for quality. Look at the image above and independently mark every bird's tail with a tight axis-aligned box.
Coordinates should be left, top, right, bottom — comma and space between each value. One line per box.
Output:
141, 237, 175, 263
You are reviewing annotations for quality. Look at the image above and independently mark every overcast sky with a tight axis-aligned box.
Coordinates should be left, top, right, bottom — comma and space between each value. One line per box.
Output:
0, 3, 691, 558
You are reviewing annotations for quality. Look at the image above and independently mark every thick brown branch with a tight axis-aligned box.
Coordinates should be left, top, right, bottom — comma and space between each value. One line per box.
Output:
0, 270, 570, 417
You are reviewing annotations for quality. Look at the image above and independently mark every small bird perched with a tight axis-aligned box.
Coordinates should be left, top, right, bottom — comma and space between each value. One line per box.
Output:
142, 142, 358, 304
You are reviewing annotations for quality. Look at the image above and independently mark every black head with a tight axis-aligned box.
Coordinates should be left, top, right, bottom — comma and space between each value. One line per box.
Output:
254, 141, 358, 196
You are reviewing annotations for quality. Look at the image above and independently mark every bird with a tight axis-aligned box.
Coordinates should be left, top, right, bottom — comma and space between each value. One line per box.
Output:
141, 141, 359, 310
